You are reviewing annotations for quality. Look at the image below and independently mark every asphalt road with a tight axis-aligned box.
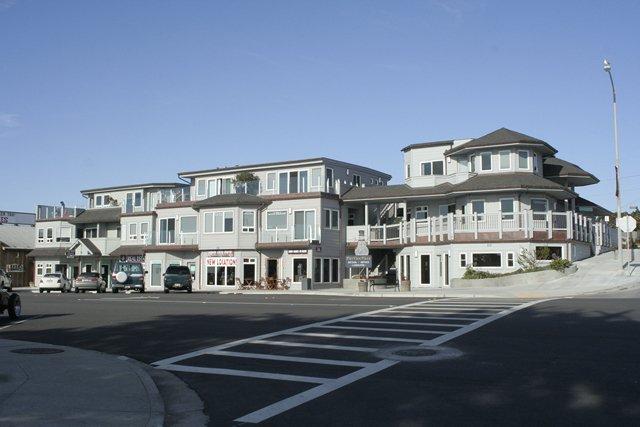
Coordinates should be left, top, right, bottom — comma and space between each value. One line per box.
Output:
1, 291, 639, 426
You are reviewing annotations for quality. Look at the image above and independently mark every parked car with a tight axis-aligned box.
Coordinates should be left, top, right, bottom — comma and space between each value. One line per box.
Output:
38, 273, 72, 293
74, 272, 107, 293
0, 268, 12, 291
111, 261, 146, 293
0, 289, 20, 319
163, 265, 193, 293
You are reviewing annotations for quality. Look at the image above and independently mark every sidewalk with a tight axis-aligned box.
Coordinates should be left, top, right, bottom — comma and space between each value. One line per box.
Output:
0, 339, 164, 427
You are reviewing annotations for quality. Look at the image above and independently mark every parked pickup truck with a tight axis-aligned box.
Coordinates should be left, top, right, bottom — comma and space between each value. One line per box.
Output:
163, 265, 193, 293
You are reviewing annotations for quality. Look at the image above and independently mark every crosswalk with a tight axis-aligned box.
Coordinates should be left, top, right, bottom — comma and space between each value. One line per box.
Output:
152, 297, 546, 423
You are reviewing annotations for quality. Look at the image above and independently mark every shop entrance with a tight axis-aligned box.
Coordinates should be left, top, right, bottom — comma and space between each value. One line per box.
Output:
267, 259, 278, 279
243, 258, 256, 286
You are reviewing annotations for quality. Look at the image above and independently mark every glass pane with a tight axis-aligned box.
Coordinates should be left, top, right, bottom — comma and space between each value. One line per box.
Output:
299, 170, 308, 192
519, 151, 528, 168
214, 212, 223, 232
226, 266, 235, 286
314, 259, 321, 282
267, 211, 287, 229
216, 266, 224, 285
224, 212, 233, 232
500, 152, 510, 169
322, 258, 330, 282
206, 267, 215, 285
305, 210, 315, 239
331, 210, 339, 229
331, 259, 338, 282
279, 173, 288, 194
294, 211, 305, 239
422, 163, 432, 175
267, 173, 275, 190
501, 199, 514, 212
432, 161, 444, 175
289, 172, 298, 193
242, 211, 254, 227
481, 153, 492, 170
311, 168, 322, 188
180, 216, 197, 233
204, 213, 213, 233
293, 259, 307, 282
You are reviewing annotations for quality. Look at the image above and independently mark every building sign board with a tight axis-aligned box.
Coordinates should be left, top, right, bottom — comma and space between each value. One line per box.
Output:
0, 211, 35, 226
120, 255, 145, 263
6, 264, 24, 273
345, 255, 372, 268
207, 250, 235, 257
205, 257, 237, 267
288, 249, 308, 254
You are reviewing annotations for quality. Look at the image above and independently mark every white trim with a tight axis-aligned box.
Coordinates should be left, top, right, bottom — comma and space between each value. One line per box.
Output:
499, 150, 511, 170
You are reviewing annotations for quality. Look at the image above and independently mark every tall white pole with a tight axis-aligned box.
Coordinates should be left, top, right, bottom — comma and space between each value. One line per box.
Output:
604, 59, 624, 268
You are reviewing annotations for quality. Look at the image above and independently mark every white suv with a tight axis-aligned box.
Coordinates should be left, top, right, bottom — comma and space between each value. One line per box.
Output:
0, 268, 12, 291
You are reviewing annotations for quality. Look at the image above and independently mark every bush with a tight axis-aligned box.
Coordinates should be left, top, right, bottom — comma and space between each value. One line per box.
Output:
549, 258, 572, 271
517, 249, 539, 271
462, 267, 501, 279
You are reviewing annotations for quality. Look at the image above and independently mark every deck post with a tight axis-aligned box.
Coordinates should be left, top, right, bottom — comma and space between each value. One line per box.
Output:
473, 213, 478, 240
382, 223, 387, 245
523, 209, 529, 238
448, 213, 454, 240
547, 210, 553, 239
498, 210, 503, 239
566, 211, 573, 240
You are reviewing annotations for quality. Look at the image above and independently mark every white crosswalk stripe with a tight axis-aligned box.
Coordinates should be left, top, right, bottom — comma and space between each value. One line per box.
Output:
153, 297, 548, 424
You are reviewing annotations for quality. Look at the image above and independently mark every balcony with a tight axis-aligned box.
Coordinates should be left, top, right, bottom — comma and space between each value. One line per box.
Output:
346, 211, 616, 247
257, 225, 321, 248
157, 233, 199, 246
37, 205, 84, 221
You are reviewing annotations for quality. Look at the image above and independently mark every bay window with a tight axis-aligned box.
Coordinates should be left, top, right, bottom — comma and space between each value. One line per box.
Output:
242, 210, 255, 233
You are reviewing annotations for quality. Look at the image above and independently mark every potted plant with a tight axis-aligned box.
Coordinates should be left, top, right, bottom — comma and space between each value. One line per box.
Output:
234, 171, 259, 194
400, 275, 411, 291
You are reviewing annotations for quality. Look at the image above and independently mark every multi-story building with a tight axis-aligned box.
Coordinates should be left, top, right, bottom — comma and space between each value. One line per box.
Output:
342, 128, 615, 288
28, 128, 615, 290
1, 210, 36, 287
29, 159, 391, 290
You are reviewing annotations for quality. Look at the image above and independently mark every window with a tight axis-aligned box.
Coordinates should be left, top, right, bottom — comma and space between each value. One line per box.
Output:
499, 151, 511, 170
469, 154, 476, 173
180, 216, 197, 234
313, 258, 321, 282
324, 209, 339, 229
134, 192, 142, 207
536, 246, 562, 260
471, 200, 485, 220
420, 254, 430, 285
500, 198, 515, 220
518, 150, 529, 169
415, 206, 428, 220
299, 170, 308, 192
266, 211, 287, 229
37, 264, 43, 276
242, 211, 255, 233
481, 152, 492, 171
58, 227, 71, 242
294, 210, 315, 240
278, 172, 288, 194
323, 258, 330, 282
38, 229, 44, 243
84, 227, 97, 238
438, 205, 449, 217
531, 198, 548, 221
311, 168, 322, 190
129, 223, 137, 240
326, 168, 334, 190
206, 265, 236, 286
289, 171, 299, 193
159, 218, 176, 243
507, 252, 515, 267
352, 174, 361, 186
406, 164, 411, 179
47, 228, 53, 242
196, 180, 206, 197
533, 153, 538, 172
293, 258, 308, 282
421, 160, 444, 176
331, 259, 339, 282
207, 211, 233, 233
266, 172, 276, 191
220, 178, 232, 195
472, 253, 502, 267
460, 253, 467, 268
140, 222, 149, 241
207, 179, 216, 197
95, 195, 103, 206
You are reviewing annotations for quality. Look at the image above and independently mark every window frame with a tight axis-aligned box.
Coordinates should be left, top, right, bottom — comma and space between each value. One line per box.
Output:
326, 167, 334, 190
323, 209, 339, 229
507, 252, 515, 267
196, 179, 206, 197
158, 217, 176, 244
518, 150, 530, 170
471, 199, 485, 221
205, 210, 234, 234
420, 160, 445, 176
499, 198, 515, 220
352, 174, 361, 187
129, 223, 138, 240
499, 150, 511, 170
460, 253, 467, 268
414, 206, 428, 220
241, 210, 256, 233
472, 252, 503, 268
480, 152, 492, 171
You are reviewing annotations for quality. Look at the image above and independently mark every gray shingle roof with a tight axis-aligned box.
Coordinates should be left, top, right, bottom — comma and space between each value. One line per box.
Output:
0, 224, 35, 250
192, 194, 269, 209
110, 245, 145, 257
342, 173, 571, 201
444, 128, 557, 156
68, 208, 121, 224
543, 157, 598, 182
26, 247, 69, 258
401, 140, 454, 152
77, 238, 102, 256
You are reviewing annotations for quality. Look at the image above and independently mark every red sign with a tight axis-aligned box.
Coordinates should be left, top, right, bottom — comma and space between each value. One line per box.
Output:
205, 257, 237, 267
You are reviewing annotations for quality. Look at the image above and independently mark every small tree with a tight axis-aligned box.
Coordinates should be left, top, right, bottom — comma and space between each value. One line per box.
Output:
517, 249, 538, 271
234, 171, 258, 184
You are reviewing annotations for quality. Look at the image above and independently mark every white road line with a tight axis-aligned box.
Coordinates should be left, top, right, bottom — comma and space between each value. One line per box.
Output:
208, 350, 371, 367
162, 364, 329, 384
415, 303, 520, 308
342, 319, 465, 328
318, 325, 447, 335
0, 315, 43, 331
287, 332, 425, 343
364, 314, 480, 321
396, 306, 503, 311
153, 299, 429, 366
78, 298, 394, 308
251, 340, 377, 353
390, 310, 490, 316
234, 298, 549, 424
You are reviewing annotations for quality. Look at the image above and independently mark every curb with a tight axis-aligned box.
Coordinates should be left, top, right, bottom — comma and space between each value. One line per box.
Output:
117, 356, 165, 427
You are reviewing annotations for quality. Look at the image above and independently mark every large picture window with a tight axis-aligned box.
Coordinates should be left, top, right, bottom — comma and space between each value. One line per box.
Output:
472, 253, 502, 267
206, 265, 236, 286
266, 211, 287, 230
180, 216, 197, 234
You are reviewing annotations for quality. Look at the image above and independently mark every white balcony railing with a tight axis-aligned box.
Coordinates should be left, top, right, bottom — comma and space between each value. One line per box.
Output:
157, 233, 199, 246
259, 225, 321, 244
347, 210, 616, 247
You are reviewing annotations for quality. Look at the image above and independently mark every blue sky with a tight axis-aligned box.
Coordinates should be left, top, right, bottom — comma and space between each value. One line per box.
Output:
1, 0, 638, 212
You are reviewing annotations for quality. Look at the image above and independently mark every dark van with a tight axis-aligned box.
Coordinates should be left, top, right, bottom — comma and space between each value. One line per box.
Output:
163, 265, 193, 293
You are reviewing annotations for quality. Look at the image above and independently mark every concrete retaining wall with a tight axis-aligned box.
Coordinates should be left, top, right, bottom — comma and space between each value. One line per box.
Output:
451, 264, 577, 288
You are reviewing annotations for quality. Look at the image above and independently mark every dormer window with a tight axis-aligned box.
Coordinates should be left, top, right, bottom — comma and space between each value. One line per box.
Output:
481, 152, 492, 171
421, 160, 444, 176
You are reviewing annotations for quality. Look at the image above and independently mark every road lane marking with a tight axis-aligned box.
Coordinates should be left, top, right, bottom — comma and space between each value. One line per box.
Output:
341, 319, 466, 328
162, 365, 329, 384
317, 325, 447, 334
207, 350, 371, 367
77, 298, 396, 308
390, 310, 491, 315
364, 314, 482, 321
287, 332, 425, 343
0, 315, 43, 331
250, 340, 377, 353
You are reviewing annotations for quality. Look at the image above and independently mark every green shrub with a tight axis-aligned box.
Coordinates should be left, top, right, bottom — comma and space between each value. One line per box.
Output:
549, 258, 572, 271
462, 267, 501, 279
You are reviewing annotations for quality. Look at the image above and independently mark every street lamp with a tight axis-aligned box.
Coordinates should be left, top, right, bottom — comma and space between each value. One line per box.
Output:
603, 59, 624, 268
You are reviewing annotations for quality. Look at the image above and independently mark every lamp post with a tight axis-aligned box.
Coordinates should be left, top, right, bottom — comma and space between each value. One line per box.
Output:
603, 59, 624, 268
